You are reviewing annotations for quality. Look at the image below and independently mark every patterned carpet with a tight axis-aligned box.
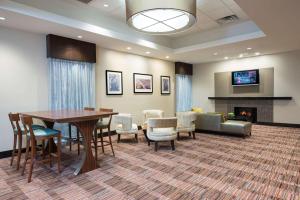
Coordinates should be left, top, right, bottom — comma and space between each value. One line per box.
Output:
0, 125, 299, 200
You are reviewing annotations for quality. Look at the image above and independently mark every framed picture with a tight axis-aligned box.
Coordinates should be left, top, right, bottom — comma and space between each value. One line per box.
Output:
106, 70, 123, 95
161, 76, 171, 94
133, 73, 153, 93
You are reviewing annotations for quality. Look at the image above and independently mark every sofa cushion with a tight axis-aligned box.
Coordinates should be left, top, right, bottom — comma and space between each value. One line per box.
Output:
221, 120, 252, 136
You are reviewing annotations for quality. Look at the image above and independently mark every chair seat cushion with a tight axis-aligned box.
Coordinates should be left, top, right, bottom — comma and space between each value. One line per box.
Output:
116, 123, 139, 134
14, 124, 45, 134
177, 127, 195, 132
96, 121, 109, 128
147, 128, 177, 141
27, 128, 60, 137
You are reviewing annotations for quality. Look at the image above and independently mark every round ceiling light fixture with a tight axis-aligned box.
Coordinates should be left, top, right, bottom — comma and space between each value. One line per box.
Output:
125, 0, 197, 35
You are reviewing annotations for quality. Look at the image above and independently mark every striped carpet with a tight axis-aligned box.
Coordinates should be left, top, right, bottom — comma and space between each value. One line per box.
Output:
0, 125, 299, 200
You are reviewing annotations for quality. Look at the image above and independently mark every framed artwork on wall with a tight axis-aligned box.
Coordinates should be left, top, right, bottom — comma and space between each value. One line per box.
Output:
133, 73, 153, 93
161, 76, 171, 94
106, 70, 123, 95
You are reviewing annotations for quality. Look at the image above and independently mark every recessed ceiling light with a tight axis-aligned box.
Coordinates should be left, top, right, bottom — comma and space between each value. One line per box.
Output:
146, 51, 151, 54
239, 54, 244, 58
247, 47, 252, 50
213, 52, 218, 56
126, 47, 132, 50
0, 17, 6, 21
224, 57, 229, 60
165, 56, 170, 59
103, 4, 109, 7
77, 35, 83, 39
255, 52, 260, 56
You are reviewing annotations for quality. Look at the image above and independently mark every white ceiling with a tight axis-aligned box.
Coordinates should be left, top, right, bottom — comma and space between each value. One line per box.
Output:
0, 0, 300, 64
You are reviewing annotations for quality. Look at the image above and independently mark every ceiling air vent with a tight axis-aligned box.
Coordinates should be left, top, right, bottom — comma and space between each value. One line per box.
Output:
216, 14, 239, 25
77, 0, 93, 4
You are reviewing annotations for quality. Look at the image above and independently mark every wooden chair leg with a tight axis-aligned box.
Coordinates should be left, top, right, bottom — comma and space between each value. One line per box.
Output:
100, 129, 105, 154
57, 134, 61, 173
49, 139, 52, 168
94, 129, 98, 162
192, 131, 196, 139
135, 134, 138, 143
189, 132, 192, 137
171, 140, 175, 151
177, 132, 180, 140
77, 129, 80, 155
22, 138, 30, 176
10, 134, 17, 166
28, 139, 36, 183
68, 124, 72, 151
108, 128, 115, 157
42, 140, 45, 160
155, 142, 158, 152
117, 134, 120, 143
16, 134, 22, 170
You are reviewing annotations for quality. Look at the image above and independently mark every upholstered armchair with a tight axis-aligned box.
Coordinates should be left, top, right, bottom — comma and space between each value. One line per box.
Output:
142, 110, 164, 145
176, 111, 197, 140
114, 114, 139, 143
147, 118, 177, 151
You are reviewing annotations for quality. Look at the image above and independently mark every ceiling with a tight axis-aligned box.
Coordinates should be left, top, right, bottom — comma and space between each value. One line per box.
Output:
0, 0, 300, 64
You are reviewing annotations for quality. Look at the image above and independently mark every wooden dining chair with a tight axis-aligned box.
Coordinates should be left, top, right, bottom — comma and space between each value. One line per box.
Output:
68, 107, 95, 155
8, 113, 45, 170
21, 115, 62, 183
9, 113, 23, 170
92, 108, 115, 161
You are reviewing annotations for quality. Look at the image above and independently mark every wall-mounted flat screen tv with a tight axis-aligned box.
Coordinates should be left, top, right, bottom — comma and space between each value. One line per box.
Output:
232, 69, 260, 86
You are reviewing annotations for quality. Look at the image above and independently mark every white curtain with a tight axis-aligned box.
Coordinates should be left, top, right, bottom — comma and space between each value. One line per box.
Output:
176, 74, 192, 112
48, 58, 95, 137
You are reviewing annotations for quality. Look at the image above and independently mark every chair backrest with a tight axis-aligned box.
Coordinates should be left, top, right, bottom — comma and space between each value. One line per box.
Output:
147, 118, 177, 131
99, 108, 113, 124
176, 112, 197, 127
142, 110, 164, 123
114, 114, 132, 131
84, 107, 95, 111
20, 115, 35, 138
8, 113, 22, 134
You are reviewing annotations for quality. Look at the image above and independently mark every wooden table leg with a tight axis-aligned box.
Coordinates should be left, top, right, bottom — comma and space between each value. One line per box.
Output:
72, 120, 98, 175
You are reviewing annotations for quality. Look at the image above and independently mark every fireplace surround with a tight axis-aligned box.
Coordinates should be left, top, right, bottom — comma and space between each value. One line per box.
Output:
214, 99, 274, 123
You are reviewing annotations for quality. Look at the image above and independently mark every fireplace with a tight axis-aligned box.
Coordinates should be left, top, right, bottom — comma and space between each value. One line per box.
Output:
234, 107, 257, 123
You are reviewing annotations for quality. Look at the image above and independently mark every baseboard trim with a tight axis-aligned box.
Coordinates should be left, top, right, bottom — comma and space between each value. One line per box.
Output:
195, 129, 248, 138
256, 122, 300, 128
0, 131, 117, 159
0, 150, 14, 159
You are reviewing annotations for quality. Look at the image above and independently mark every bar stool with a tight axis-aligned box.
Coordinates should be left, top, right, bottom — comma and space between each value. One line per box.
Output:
68, 107, 95, 155
21, 115, 62, 183
8, 113, 44, 170
92, 108, 115, 161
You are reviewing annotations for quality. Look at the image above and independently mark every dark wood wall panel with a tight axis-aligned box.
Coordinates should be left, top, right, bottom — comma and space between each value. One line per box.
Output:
175, 62, 193, 75
46, 34, 96, 63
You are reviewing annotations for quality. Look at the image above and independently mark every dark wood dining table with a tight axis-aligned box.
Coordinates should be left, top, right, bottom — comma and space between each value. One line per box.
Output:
21, 110, 118, 175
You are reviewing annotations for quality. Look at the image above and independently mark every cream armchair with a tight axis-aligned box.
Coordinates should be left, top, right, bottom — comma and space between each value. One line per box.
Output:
176, 112, 197, 140
147, 118, 177, 151
114, 114, 139, 143
142, 110, 164, 145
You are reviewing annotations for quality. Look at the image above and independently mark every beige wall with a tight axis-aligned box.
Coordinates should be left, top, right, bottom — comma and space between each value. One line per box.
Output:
0, 27, 48, 151
95, 48, 176, 125
192, 50, 300, 124
0, 27, 175, 152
